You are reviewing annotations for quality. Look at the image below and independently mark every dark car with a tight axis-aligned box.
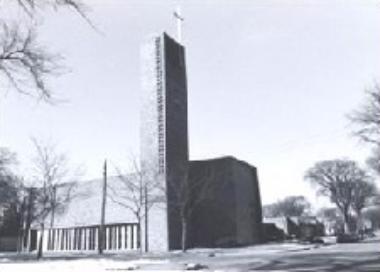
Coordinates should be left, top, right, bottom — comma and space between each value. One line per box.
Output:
336, 233, 360, 243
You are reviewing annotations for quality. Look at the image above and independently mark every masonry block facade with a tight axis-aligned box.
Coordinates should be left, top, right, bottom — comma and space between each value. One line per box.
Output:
188, 157, 263, 248
140, 33, 188, 251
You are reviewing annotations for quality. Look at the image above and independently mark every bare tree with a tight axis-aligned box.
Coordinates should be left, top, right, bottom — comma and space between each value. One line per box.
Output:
165, 165, 215, 252
0, 148, 24, 246
0, 148, 18, 205
29, 138, 79, 259
351, 180, 377, 233
366, 146, 380, 177
108, 157, 161, 252
0, 148, 22, 232
363, 205, 380, 230
0, 24, 62, 102
0, 0, 92, 102
0, 147, 17, 175
14, 0, 89, 21
263, 196, 311, 218
304, 159, 369, 234
0, 148, 34, 252
349, 84, 380, 175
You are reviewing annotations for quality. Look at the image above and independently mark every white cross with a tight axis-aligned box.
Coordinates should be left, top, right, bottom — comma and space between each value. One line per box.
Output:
173, 6, 184, 43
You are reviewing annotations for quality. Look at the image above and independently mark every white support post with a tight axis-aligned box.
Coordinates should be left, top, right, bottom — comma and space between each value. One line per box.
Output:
94, 228, 99, 250
43, 229, 49, 252
126, 225, 131, 250
133, 225, 138, 249
70, 229, 74, 251
105, 227, 109, 250
57, 229, 61, 251
81, 229, 85, 251
121, 226, 126, 250
115, 226, 117, 250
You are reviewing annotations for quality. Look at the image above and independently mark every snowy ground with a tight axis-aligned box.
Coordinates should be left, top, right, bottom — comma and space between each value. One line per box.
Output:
1, 235, 379, 271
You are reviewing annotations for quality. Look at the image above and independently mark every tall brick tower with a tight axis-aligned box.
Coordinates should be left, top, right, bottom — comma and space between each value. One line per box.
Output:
140, 32, 188, 251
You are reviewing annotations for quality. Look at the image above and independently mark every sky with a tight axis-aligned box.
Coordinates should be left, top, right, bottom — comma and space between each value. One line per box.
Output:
1, 0, 380, 207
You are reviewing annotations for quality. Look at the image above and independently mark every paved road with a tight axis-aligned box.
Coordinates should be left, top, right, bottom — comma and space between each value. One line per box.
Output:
123, 236, 380, 271
216, 238, 380, 271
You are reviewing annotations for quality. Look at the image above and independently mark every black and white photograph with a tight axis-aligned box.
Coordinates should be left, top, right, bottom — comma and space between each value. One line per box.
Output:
0, 0, 379, 271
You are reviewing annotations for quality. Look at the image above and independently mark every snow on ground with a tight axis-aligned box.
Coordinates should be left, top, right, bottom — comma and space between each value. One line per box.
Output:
0, 258, 173, 272
2, 236, 377, 271
0, 241, 321, 271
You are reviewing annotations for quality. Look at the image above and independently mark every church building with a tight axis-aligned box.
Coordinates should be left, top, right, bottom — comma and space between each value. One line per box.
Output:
22, 32, 263, 253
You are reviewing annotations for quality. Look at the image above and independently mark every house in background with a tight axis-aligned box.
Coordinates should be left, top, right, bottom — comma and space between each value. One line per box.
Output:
263, 216, 324, 241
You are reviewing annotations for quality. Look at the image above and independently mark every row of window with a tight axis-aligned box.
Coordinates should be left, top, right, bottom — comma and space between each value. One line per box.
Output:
44, 224, 139, 251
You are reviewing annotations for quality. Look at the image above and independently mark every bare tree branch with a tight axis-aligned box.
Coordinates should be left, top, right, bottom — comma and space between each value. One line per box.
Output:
14, 0, 98, 32
28, 138, 81, 258
352, 180, 377, 215
0, 24, 62, 103
163, 164, 217, 251
0, 0, 96, 103
0, 147, 17, 175
109, 156, 163, 252
348, 84, 380, 175
263, 196, 311, 218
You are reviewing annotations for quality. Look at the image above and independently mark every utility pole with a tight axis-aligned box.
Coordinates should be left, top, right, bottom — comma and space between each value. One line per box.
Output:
144, 185, 148, 252
99, 159, 107, 254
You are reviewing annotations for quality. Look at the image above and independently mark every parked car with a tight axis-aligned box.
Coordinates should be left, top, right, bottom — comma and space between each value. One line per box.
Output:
336, 233, 360, 243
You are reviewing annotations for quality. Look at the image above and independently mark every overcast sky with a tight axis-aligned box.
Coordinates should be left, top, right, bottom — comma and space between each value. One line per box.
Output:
1, 0, 379, 207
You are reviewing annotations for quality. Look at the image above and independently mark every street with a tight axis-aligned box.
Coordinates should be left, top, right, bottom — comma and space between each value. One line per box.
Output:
225, 238, 380, 271
0, 236, 379, 271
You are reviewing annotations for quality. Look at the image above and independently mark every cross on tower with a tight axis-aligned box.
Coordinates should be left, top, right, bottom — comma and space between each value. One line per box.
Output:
173, 6, 184, 43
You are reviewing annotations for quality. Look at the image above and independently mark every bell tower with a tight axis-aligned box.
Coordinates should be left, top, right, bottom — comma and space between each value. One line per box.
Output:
140, 32, 188, 251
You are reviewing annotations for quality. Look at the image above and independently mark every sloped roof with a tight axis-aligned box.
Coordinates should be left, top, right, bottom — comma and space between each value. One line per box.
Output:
51, 177, 137, 228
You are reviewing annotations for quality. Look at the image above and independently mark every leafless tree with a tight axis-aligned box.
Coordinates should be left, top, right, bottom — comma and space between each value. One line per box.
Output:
0, 24, 62, 102
304, 159, 369, 234
363, 205, 380, 230
0, 148, 18, 204
29, 138, 79, 259
0, 0, 92, 102
351, 180, 377, 233
366, 146, 380, 177
0, 148, 33, 251
108, 157, 162, 252
0, 147, 22, 224
348, 84, 380, 175
0, 148, 22, 225
0, 147, 17, 175
14, 0, 89, 21
165, 164, 216, 252
263, 196, 311, 218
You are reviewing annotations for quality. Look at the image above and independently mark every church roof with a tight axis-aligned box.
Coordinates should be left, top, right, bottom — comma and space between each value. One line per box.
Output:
42, 177, 137, 229
190, 156, 257, 170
